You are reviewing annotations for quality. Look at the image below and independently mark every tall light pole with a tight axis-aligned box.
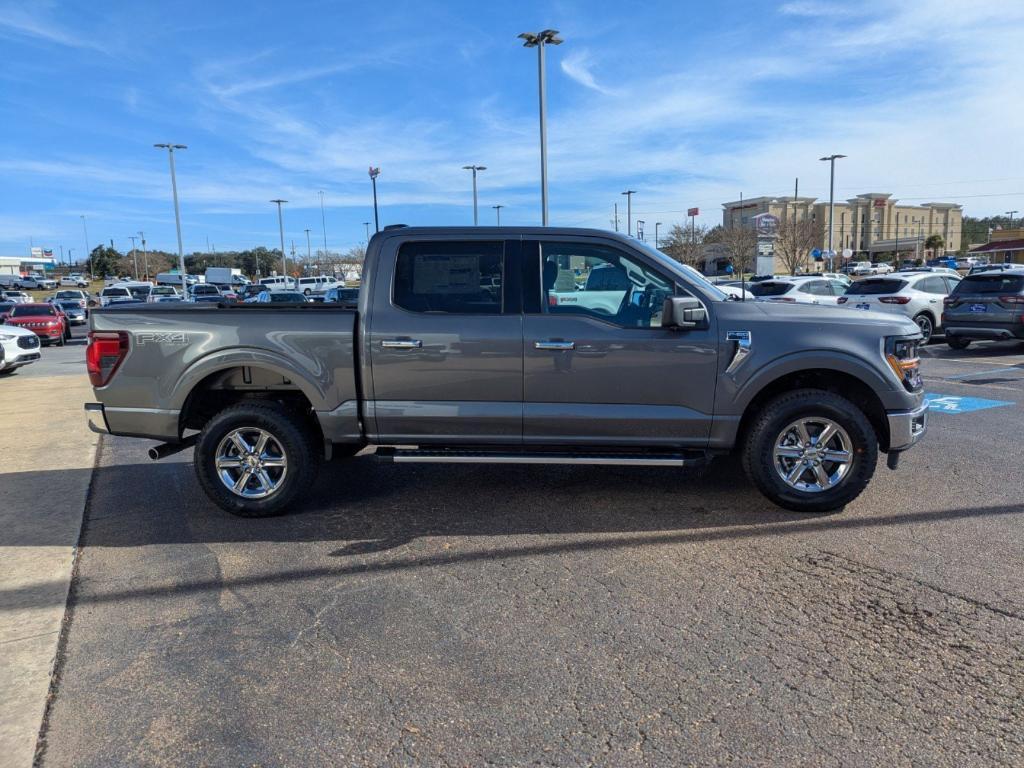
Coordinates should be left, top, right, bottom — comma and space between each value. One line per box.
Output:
368, 166, 381, 233
362, 222, 370, 242
318, 190, 329, 267
493, 204, 504, 226
154, 143, 188, 286
462, 165, 487, 225
519, 29, 563, 226
655, 222, 662, 250
80, 214, 92, 278
1006, 210, 1018, 229
128, 235, 139, 279
621, 190, 636, 236
304, 227, 312, 270
138, 231, 148, 280
67, 248, 74, 268
270, 199, 288, 280
819, 154, 846, 269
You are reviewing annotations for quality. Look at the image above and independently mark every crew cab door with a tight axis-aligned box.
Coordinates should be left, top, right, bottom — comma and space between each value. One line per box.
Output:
366, 237, 523, 443
521, 238, 718, 446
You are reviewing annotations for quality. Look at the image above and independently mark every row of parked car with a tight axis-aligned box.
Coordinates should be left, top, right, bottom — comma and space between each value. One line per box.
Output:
715, 266, 1024, 347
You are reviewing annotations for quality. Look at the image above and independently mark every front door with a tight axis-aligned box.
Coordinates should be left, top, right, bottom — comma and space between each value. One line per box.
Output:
522, 238, 719, 447
366, 237, 523, 444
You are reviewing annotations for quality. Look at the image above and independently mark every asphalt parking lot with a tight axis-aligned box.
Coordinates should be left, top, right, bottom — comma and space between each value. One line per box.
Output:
16, 337, 1024, 766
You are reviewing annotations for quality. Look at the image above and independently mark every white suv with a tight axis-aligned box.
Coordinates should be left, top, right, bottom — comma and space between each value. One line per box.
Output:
0, 325, 42, 374
748, 276, 849, 305
838, 272, 961, 343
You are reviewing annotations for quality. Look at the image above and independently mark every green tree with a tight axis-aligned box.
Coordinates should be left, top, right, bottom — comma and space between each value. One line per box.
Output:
924, 234, 945, 259
88, 245, 123, 277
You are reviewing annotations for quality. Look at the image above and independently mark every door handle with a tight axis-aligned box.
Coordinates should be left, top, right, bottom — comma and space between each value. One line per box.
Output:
381, 339, 422, 349
534, 340, 575, 350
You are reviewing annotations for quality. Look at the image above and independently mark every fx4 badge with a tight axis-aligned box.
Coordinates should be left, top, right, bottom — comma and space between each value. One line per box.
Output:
136, 332, 189, 345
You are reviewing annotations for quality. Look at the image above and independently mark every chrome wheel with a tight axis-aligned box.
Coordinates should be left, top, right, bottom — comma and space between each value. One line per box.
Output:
214, 427, 288, 499
914, 314, 933, 344
772, 417, 853, 493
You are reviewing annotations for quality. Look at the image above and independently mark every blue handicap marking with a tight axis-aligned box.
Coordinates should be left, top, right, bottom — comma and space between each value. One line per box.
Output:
924, 393, 1015, 414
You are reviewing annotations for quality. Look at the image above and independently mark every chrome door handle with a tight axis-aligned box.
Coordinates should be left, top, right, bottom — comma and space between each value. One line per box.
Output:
381, 339, 422, 349
534, 340, 575, 350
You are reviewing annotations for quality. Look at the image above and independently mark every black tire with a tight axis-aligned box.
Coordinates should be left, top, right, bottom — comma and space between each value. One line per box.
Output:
947, 337, 971, 350
741, 389, 878, 513
56, 332, 65, 347
913, 313, 934, 344
194, 401, 320, 517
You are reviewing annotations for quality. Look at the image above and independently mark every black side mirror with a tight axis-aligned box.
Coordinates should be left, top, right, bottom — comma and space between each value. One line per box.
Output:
662, 296, 708, 329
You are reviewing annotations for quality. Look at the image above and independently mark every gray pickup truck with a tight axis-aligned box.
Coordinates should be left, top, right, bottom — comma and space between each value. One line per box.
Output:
85, 226, 927, 516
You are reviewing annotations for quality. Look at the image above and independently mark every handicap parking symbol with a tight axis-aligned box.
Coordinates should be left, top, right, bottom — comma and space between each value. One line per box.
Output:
924, 393, 1015, 414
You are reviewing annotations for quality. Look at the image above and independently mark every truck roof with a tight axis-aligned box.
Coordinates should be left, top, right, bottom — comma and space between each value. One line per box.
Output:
372, 225, 636, 241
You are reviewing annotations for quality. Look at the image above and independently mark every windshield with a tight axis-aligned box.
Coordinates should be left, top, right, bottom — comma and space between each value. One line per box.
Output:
954, 274, 1024, 295
846, 278, 908, 295
631, 240, 728, 300
152, 287, 176, 295
11, 305, 55, 317
270, 293, 306, 302
55, 291, 81, 299
748, 282, 794, 297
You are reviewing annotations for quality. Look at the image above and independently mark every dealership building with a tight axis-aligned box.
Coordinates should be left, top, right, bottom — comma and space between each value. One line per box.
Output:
0, 253, 58, 276
721, 193, 963, 267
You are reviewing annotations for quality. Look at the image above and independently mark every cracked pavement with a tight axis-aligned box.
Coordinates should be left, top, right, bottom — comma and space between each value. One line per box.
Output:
34, 344, 1024, 767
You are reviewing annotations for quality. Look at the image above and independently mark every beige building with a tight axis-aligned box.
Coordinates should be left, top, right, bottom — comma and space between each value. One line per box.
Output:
722, 193, 963, 263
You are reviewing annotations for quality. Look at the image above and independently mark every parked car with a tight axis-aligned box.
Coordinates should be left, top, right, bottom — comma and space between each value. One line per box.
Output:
52, 289, 89, 309
15, 275, 57, 290
1, 291, 31, 304
871, 263, 895, 275
747, 276, 848, 305
187, 284, 224, 302
296, 276, 328, 296
850, 261, 875, 275
98, 285, 134, 307
60, 275, 89, 287
968, 263, 1017, 276
238, 284, 268, 301
322, 286, 361, 305
53, 300, 88, 325
942, 269, 1024, 350
252, 291, 309, 303
147, 286, 181, 302
897, 266, 960, 278
2, 302, 70, 345
839, 272, 960, 343
85, 226, 927, 517
0, 324, 42, 374
257, 276, 298, 293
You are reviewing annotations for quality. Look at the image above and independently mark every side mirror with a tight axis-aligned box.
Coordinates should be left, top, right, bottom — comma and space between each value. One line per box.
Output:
662, 296, 707, 329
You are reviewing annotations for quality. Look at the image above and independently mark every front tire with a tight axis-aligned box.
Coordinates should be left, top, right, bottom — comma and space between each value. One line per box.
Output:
194, 401, 320, 517
742, 389, 878, 513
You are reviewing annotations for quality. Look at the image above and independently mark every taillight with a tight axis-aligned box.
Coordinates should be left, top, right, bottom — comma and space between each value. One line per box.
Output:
943, 296, 956, 306
86, 331, 129, 387
999, 295, 1024, 304
879, 296, 911, 304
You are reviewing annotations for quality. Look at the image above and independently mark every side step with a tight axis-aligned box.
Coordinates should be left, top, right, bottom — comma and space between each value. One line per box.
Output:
380, 447, 710, 467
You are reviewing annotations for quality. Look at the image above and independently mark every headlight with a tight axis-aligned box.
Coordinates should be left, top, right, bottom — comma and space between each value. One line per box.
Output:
885, 336, 922, 392
0, 333, 15, 341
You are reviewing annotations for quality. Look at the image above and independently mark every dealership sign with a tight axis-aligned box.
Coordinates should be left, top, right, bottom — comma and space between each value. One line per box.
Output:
687, 207, 699, 217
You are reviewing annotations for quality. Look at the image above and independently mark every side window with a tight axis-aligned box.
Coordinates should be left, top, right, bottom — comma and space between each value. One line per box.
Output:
919, 277, 946, 294
393, 241, 503, 314
801, 280, 829, 296
942, 276, 961, 293
539, 242, 675, 328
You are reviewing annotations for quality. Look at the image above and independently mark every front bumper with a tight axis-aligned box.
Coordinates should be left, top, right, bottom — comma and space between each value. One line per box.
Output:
887, 401, 928, 451
85, 403, 110, 434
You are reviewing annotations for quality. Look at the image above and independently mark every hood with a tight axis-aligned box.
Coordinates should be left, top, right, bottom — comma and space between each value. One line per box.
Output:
0, 323, 39, 337
723, 298, 920, 336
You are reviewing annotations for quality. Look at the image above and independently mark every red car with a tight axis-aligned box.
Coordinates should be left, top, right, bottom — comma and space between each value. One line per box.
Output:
2, 302, 71, 345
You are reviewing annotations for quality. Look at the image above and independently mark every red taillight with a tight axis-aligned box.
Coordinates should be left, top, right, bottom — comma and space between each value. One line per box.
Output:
86, 331, 129, 387
943, 296, 956, 306
879, 296, 911, 304
999, 295, 1024, 304
837, 297, 848, 304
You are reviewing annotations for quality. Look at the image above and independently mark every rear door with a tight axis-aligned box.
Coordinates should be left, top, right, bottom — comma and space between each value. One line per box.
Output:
366, 237, 523, 444
521, 237, 718, 447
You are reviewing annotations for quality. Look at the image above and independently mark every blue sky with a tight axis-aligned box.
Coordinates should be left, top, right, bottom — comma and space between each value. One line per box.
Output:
1, 0, 1023, 258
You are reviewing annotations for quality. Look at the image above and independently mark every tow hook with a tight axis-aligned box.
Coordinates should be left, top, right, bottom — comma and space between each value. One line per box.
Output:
886, 451, 900, 470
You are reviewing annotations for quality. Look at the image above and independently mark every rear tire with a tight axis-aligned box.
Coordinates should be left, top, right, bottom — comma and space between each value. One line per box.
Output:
742, 389, 878, 513
194, 401, 321, 517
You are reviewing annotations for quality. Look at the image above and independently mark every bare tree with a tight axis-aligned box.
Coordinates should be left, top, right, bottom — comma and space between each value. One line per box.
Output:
660, 223, 707, 267
720, 225, 758, 276
774, 217, 817, 275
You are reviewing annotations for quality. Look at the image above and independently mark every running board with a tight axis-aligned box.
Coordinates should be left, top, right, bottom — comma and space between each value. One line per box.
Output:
380, 448, 710, 467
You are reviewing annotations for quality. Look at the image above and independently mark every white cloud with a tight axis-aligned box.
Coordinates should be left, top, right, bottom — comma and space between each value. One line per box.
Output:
0, 4, 106, 52
560, 50, 612, 95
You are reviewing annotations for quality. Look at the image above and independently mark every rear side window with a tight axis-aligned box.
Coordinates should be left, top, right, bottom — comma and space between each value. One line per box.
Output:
748, 282, 793, 297
393, 241, 503, 314
845, 279, 907, 295
954, 274, 1024, 295
916, 277, 947, 294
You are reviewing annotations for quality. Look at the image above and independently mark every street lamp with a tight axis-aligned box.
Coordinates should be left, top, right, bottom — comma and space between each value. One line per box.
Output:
154, 143, 188, 287
655, 222, 662, 250
819, 153, 846, 269
462, 165, 487, 225
318, 190, 329, 266
621, 190, 636, 236
493, 204, 504, 226
1006, 210, 1018, 229
138, 231, 149, 280
368, 166, 381, 233
519, 29, 563, 226
362, 222, 370, 242
128, 235, 139, 279
304, 228, 312, 267
270, 199, 288, 280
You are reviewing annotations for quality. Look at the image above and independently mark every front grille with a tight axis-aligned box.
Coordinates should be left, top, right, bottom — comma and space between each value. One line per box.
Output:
17, 335, 40, 349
